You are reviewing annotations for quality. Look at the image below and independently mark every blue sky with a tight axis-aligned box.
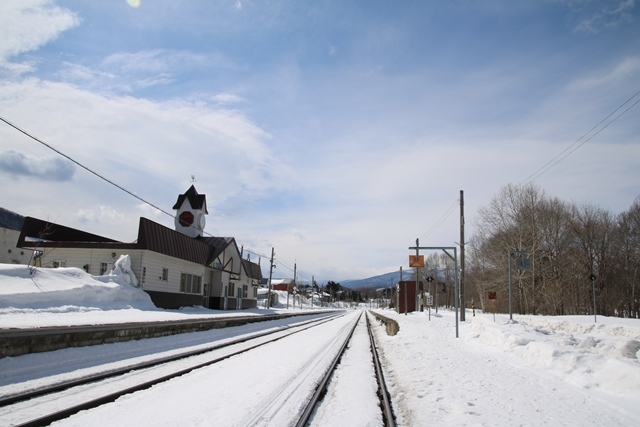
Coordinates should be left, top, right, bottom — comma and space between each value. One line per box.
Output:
1, 0, 639, 282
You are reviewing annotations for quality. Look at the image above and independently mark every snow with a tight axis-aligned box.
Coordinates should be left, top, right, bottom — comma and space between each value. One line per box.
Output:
0, 261, 304, 329
1, 263, 640, 426
372, 309, 640, 426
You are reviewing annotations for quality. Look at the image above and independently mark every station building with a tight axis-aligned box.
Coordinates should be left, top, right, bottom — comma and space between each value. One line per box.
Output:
16, 185, 262, 310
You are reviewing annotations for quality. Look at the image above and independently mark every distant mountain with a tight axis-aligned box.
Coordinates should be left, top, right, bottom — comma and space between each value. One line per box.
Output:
341, 270, 416, 290
0, 207, 25, 231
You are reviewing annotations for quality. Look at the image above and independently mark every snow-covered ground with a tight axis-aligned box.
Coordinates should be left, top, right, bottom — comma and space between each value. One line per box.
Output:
1, 264, 640, 426
373, 309, 640, 426
0, 261, 317, 329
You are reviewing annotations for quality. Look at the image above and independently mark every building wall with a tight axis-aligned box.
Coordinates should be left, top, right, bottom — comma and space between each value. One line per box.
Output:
0, 228, 33, 265
137, 250, 203, 295
23, 245, 257, 310
33, 247, 143, 275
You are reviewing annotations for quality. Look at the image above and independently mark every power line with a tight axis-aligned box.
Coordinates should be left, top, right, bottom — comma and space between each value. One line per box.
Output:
0, 115, 175, 221
419, 198, 459, 240
0, 115, 275, 266
521, 89, 640, 185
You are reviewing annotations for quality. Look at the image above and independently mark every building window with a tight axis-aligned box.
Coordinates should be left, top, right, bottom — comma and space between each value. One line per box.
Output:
100, 262, 109, 275
53, 260, 66, 268
162, 268, 169, 281
242, 285, 248, 298
227, 282, 235, 297
180, 273, 202, 294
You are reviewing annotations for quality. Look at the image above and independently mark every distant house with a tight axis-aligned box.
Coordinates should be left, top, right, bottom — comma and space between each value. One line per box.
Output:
16, 186, 262, 310
267, 278, 296, 293
0, 207, 33, 265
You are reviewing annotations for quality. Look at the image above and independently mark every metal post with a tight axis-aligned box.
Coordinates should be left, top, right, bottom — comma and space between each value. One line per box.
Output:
453, 248, 459, 338
590, 274, 597, 323
508, 250, 513, 321
408, 245, 459, 338
460, 190, 465, 321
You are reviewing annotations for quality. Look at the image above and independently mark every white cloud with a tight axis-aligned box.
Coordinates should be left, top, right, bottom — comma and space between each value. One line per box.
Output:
211, 93, 246, 105
0, 0, 79, 70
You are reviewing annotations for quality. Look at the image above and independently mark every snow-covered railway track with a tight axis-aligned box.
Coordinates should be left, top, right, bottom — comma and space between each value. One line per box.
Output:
303, 310, 396, 427
0, 312, 346, 427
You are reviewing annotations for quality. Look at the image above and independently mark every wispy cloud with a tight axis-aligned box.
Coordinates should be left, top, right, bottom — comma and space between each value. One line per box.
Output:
566, 0, 635, 33
0, 0, 79, 70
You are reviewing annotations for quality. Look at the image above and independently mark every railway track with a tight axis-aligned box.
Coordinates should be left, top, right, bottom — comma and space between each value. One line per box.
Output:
0, 312, 345, 426
301, 310, 396, 427
1, 309, 396, 426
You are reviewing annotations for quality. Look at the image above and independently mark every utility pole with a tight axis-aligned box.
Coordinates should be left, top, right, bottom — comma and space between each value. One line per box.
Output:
311, 275, 315, 308
288, 262, 296, 309
400, 265, 406, 315
415, 238, 420, 312
460, 190, 466, 321
266, 247, 275, 309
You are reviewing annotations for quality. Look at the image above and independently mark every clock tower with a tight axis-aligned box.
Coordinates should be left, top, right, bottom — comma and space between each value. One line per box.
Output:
172, 185, 208, 238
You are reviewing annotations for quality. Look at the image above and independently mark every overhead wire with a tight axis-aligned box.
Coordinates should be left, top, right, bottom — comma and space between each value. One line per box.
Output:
520, 88, 640, 185
0, 115, 279, 270
418, 197, 459, 240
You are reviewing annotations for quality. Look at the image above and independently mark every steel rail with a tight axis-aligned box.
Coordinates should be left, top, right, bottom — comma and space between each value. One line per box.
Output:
295, 311, 363, 427
1, 312, 343, 407
366, 310, 397, 427
4, 312, 347, 427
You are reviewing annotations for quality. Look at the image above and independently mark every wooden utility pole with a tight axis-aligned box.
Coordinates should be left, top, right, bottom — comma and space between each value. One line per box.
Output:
288, 262, 296, 309
460, 190, 466, 321
266, 247, 275, 309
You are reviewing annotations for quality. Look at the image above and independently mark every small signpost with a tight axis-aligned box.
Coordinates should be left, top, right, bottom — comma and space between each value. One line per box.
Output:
488, 291, 497, 322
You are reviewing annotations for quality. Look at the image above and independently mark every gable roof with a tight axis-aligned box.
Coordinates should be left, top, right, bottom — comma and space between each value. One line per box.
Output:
242, 258, 263, 280
172, 185, 208, 214
17, 216, 239, 271
18, 216, 121, 246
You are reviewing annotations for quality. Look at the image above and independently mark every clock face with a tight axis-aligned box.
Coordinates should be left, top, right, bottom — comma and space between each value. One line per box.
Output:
178, 211, 194, 227
198, 213, 206, 229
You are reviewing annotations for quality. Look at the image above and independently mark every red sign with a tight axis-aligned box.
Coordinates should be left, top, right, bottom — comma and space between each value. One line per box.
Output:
488, 291, 497, 302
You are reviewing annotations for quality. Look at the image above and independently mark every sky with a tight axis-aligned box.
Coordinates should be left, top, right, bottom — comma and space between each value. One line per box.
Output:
1, 264, 639, 426
1, 0, 639, 282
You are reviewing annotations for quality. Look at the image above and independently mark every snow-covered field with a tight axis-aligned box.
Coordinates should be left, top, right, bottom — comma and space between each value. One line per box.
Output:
1, 264, 640, 426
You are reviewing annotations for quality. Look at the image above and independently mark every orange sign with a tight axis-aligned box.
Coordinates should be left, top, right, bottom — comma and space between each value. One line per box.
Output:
409, 255, 424, 267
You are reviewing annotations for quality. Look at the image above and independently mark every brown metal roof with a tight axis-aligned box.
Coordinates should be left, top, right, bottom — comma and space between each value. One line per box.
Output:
17, 216, 239, 270
136, 217, 215, 265
242, 259, 263, 280
17, 217, 124, 248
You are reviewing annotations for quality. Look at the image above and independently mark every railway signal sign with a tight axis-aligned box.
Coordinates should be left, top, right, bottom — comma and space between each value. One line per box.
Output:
409, 255, 424, 267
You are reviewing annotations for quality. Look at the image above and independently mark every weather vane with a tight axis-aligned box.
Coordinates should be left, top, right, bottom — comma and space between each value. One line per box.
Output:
190, 175, 197, 183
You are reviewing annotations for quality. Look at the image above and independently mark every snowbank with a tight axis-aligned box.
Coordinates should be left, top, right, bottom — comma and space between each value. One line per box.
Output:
468, 314, 640, 395
0, 259, 153, 311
